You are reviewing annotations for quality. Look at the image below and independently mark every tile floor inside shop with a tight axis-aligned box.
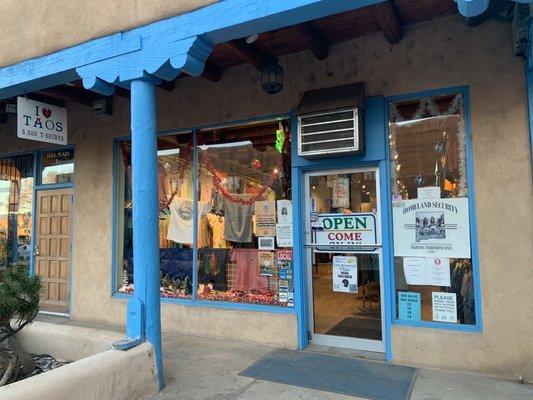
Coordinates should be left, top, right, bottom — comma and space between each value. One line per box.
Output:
312, 263, 382, 339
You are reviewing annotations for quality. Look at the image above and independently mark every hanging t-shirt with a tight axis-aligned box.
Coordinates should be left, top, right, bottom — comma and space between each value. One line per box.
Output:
167, 197, 211, 244
207, 213, 228, 248
223, 197, 254, 243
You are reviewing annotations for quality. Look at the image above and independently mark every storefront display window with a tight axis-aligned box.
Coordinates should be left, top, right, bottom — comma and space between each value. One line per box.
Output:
115, 120, 293, 307
389, 93, 476, 325
196, 120, 293, 306
0, 154, 34, 282
40, 148, 75, 184
116, 133, 194, 299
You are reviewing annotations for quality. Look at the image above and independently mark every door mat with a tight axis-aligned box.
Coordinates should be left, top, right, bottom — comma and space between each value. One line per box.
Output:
240, 349, 417, 400
326, 317, 382, 340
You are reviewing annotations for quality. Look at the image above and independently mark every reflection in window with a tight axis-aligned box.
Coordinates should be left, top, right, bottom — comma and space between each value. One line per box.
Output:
389, 93, 475, 325
0, 154, 34, 281
41, 149, 75, 184
116, 133, 194, 298
115, 120, 294, 307
197, 120, 292, 306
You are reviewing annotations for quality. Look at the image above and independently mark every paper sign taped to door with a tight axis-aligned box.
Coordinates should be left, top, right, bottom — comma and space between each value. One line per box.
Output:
332, 256, 358, 293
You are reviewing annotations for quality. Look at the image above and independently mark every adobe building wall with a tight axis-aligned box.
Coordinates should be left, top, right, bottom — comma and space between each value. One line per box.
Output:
1, 14, 531, 379
0, 0, 217, 68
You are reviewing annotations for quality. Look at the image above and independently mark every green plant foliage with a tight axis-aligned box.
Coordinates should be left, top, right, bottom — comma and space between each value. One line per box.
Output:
0, 265, 41, 339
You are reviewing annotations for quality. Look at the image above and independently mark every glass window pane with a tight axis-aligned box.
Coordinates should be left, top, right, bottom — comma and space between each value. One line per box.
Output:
0, 154, 34, 282
41, 148, 75, 184
196, 120, 293, 307
116, 133, 194, 299
309, 171, 382, 340
389, 93, 476, 325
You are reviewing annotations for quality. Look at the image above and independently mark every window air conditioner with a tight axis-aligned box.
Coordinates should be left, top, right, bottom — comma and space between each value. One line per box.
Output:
297, 83, 365, 159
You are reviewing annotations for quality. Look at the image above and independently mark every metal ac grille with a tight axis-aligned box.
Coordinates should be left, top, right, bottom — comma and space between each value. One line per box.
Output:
298, 108, 359, 157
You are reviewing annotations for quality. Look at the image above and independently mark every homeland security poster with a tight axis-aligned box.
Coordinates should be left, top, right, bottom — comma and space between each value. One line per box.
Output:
392, 198, 470, 258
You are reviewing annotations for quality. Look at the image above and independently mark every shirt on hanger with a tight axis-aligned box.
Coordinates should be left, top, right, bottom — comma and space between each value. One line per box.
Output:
207, 213, 228, 248
167, 197, 211, 244
223, 197, 254, 243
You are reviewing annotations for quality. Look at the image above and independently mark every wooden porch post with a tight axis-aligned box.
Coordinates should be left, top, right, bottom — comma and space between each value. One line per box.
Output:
129, 77, 164, 389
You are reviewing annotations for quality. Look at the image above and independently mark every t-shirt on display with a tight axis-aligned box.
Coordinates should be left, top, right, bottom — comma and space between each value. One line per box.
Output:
167, 197, 211, 244
223, 198, 254, 243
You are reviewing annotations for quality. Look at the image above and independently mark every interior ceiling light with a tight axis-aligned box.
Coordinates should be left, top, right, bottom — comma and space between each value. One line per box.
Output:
245, 33, 259, 44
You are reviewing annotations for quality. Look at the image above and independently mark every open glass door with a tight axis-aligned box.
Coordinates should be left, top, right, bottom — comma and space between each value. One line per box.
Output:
305, 167, 385, 353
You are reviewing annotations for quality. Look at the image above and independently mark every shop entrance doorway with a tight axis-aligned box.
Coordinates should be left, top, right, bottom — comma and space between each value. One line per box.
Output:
305, 167, 385, 353
34, 188, 73, 314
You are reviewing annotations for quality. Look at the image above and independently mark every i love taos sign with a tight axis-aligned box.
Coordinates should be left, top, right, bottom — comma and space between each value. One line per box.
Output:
17, 97, 67, 145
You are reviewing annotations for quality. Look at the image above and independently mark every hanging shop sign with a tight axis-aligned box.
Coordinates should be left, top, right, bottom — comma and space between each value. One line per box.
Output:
332, 177, 350, 208
17, 97, 67, 145
311, 212, 378, 252
392, 198, 470, 258
332, 256, 358, 293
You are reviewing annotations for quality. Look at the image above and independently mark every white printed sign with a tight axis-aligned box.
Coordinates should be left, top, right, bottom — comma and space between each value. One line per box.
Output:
432, 292, 457, 323
332, 256, 358, 293
258, 236, 275, 250
417, 186, 441, 201
277, 200, 292, 223
392, 198, 470, 258
403, 257, 451, 287
17, 97, 67, 145
275, 223, 293, 248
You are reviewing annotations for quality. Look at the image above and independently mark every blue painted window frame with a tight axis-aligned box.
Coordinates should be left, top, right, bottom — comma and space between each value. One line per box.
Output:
385, 86, 483, 333
111, 113, 298, 316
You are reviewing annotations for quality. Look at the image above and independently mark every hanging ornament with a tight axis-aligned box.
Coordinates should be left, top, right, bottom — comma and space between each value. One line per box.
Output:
434, 141, 444, 154
251, 159, 262, 170
415, 175, 425, 186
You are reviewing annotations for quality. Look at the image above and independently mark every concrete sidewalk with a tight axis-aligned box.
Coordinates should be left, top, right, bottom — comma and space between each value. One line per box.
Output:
34, 315, 532, 400
150, 332, 532, 400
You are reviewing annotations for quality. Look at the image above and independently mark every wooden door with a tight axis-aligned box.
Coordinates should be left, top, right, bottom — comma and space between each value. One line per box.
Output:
35, 188, 72, 314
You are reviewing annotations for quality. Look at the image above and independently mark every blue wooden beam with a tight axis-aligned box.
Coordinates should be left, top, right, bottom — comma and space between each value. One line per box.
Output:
129, 76, 164, 389
0, 0, 388, 99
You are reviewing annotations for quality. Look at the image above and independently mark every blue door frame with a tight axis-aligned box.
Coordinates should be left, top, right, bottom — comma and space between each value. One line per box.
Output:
291, 96, 393, 360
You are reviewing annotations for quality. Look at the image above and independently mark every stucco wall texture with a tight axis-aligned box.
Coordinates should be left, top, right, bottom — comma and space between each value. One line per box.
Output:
1, 15, 532, 380
0, 0, 217, 68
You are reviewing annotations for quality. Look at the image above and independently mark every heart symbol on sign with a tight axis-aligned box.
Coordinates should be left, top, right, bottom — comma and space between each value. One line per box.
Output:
42, 108, 52, 118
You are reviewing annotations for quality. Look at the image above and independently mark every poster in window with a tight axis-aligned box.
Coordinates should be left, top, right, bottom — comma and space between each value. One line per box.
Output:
255, 200, 276, 236
432, 292, 457, 323
277, 200, 292, 223
332, 177, 350, 209
398, 292, 421, 321
392, 198, 470, 258
276, 223, 293, 247
258, 236, 275, 250
258, 251, 275, 276
332, 256, 358, 293
403, 256, 451, 287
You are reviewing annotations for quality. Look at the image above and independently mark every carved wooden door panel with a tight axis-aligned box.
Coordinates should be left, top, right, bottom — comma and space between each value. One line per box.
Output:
35, 189, 72, 314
